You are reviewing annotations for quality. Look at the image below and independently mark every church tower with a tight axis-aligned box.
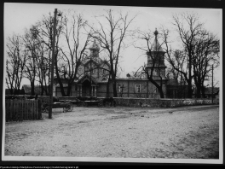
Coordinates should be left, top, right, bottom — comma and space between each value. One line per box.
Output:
89, 39, 100, 58
146, 28, 166, 77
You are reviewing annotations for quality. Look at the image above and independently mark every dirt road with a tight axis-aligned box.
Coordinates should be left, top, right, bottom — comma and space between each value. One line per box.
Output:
4, 105, 219, 159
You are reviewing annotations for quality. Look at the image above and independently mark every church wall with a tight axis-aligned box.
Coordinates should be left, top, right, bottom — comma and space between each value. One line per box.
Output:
97, 83, 108, 97
53, 74, 167, 98
53, 78, 167, 98
116, 79, 165, 98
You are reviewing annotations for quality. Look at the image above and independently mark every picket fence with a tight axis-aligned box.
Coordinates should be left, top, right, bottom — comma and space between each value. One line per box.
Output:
5, 100, 42, 122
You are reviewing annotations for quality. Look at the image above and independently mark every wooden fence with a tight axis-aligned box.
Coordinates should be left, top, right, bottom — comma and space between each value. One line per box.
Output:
5, 100, 42, 122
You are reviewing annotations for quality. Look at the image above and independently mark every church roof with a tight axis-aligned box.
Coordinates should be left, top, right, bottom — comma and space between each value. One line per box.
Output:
77, 74, 98, 84
81, 54, 110, 67
76, 74, 108, 84
151, 28, 164, 52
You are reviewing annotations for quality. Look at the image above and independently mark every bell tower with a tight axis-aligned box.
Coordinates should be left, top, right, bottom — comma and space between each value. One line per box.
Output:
146, 28, 166, 77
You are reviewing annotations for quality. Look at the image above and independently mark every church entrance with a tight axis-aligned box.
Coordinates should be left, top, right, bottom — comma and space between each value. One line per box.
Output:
82, 80, 91, 97
78, 77, 97, 97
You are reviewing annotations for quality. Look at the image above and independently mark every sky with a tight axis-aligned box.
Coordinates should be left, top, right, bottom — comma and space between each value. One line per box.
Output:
4, 3, 222, 87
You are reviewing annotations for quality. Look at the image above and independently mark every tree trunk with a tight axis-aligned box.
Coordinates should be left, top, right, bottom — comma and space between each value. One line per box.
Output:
67, 81, 72, 96
57, 78, 65, 96
43, 78, 48, 95
187, 79, 192, 98
54, 52, 66, 96
196, 85, 201, 98
31, 80, 35, 95
106, 76, 110, 97
40, 83, 44, 95
200, 84, 206, 98
112, 75, 117, 97
159, 88, 164, 98
146, 75, 164, 98
10, 88, 14, 95
113, 82, 117, 97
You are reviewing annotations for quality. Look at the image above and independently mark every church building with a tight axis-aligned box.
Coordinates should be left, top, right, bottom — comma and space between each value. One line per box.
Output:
53, 29, 167, 98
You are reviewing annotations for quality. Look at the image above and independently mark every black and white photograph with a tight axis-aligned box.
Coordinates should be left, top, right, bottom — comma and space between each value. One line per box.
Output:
2, 2, 223, 164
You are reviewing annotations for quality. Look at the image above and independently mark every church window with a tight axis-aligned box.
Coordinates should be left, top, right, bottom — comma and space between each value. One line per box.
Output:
118, 84, 125, 93
118, 85, 121, 93
153, 70, 157, 76
154, 87, 158, 93
136, 84, 141, 93
91, 67, 96, 74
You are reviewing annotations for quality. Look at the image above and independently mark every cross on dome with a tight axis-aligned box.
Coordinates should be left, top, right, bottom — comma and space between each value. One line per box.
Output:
152, 28, 163, 52
154, 28, 158, 37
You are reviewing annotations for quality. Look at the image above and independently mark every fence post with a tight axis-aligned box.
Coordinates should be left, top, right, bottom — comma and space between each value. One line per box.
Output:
21, 100, 24, 121
33, 101, 35, 120
38, 99, 42, 119
6, 101, 8, 122
25, 101, 28, 120
13, 100, 16, 121
34, 101, 36, 119
35, 100, 37, 119
28, 100, 30, 120
19, 100, 23, 121
24, 101, 27, 120
9, 100, 14, 121
27, 101, 29, 120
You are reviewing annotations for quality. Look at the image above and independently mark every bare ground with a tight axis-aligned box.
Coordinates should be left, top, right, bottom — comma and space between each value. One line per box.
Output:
4, 105, 219, 159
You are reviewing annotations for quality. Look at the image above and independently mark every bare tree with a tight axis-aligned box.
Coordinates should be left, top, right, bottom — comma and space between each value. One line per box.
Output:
27, 25, 50, 95
165, 50, 186, 85
89, 9, 136, 97
59, 11, 92, 96
163, 13, 220, 98
23, 28, 42, 95
135, 29, 166, 98
192, 30, 219, 98
6, 34, 27, 94
36, 43, 50, 95
36, 12, 64, 95
170, 12, 204, 98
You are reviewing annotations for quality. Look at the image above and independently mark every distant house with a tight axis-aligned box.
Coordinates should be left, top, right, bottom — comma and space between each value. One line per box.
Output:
5, 88, 25, 95
22, 85, 42, 95
204, 87, 219, 99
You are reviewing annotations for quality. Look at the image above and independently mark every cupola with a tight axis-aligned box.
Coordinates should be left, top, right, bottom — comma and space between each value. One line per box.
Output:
89, 39, 100, 57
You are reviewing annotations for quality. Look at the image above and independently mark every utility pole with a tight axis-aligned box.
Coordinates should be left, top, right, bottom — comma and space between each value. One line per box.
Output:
211, 64, 214, 104
49, 8, 57, 119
